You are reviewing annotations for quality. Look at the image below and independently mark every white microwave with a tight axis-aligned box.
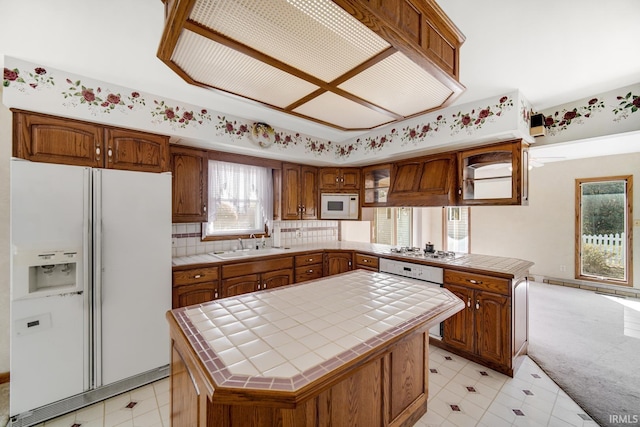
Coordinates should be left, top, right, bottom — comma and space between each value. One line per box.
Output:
320, 193, 359, 220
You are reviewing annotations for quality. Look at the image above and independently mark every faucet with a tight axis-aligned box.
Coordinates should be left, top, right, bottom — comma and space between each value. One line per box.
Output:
249, 233, 256, 250
238, 238, 244, 250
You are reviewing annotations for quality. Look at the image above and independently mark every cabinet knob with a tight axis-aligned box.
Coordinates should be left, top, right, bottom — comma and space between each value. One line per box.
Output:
214, 290, 218, 299
475, 300, 480, 310
257, 284, 261, 290
341, 177, 344, 183
335, 177, 339, 182
263, 283, 267, 289
307, 269, 313, 273
107, 148, 113, 161
363, 259, 369, 263
203, 205, 207, 213
307, 258, 313, 262
193, 274, 202, 279
467, 297, 471, 308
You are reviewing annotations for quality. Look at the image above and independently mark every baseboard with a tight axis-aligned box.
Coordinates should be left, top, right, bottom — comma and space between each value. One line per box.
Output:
0, 371, 9, 384
535, 275, 640, 299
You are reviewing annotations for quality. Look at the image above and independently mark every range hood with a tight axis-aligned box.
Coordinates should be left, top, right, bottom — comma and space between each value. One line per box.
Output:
158, 0, 466, 131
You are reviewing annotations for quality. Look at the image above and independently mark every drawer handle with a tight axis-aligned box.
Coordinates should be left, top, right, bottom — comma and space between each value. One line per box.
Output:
307, 258, 313, 262
193, 274, 202, 279
307, 269, 313, 273
467, 297, 471, 308
467, 279, 483, 285
363, 259, 370, 263
263, 283, 267, 289
476, 300, 480, 310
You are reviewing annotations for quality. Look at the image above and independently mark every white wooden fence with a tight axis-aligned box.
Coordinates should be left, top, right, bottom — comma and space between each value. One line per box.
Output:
582, 233, 625, 266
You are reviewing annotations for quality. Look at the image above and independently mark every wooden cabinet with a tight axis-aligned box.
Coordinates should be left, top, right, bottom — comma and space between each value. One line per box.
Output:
458, 139, 529, 206
440, 269, 528, 376
387, 153, 457, 206
170, 145, 208, 223
362, 163, 391, 207
355, 253, 379, 272
319, 167, 361, 191
103, 128, 169, 173
221, 257, 294, 297
324, 251, 353, 276
295, 253, 324, 283
13, 110, 169, 172
172, 266, 219, 309
281, 163, 318, 220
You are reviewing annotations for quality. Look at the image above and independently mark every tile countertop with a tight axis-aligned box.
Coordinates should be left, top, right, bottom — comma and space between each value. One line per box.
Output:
172, 241, 534, 279
169, 269, 464, 392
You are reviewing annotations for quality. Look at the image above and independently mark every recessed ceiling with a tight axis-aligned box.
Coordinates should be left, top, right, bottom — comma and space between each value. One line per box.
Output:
157, 0, 466, 131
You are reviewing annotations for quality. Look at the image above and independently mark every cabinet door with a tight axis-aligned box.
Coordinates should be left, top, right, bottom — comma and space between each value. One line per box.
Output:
282, 163, 302, 220
262, 268, 294, 290
221, 274, 260, 298
388, 153, 456, 206
442, 284, 474, 353
300, 165, 318, 220
172, 283, 218, 309
318, 168, 340, 191
340, 168, 361, 190
325, 252, 353, 276
105, 128, 169, 173
13, 110, 103, 167
170, 146, 208, 222
475, 291, 510, 366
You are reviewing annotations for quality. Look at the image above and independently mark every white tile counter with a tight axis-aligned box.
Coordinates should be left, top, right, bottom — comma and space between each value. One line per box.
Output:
169, 269, 464, 392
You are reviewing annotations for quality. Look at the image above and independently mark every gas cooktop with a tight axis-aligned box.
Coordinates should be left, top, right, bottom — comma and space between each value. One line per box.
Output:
387, 247, 459, 260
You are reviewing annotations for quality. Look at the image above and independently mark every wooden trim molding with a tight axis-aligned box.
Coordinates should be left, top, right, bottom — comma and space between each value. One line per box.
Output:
0, 371, 9, 384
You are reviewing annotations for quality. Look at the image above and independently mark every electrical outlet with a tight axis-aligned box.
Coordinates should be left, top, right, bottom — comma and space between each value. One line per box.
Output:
634, 219, 640, 227
296, 229, 302, 238
559, 265, 566, 272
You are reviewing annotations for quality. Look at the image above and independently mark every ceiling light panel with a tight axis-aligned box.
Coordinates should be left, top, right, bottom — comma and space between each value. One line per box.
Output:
172, 31, 319, 108
338, 52, 454, 116
293, 92, 393, 129
189, 0, 391, 82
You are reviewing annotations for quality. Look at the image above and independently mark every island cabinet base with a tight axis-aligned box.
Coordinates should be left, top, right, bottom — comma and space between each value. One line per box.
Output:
169, 315, 432, 427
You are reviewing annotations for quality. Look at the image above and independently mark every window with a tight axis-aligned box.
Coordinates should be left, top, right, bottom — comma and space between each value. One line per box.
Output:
576, 176, 632, 285
203, 160, 273, 238
373, 207, 412, 246
443, 207, 470, 253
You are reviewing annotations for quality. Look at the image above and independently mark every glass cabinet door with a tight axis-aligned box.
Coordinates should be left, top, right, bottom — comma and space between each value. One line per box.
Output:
458, 140, 529, 205
362, 164, 391, 206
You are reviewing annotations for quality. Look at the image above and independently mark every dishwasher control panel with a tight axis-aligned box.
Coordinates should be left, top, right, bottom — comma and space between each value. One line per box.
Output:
379, 258, 443, 285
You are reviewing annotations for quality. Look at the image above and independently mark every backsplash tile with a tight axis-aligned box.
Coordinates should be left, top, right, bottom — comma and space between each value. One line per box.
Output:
171, 220, 339, 257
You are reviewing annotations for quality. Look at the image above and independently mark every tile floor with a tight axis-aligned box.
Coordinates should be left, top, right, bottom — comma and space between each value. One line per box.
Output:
33, 347, 598, 427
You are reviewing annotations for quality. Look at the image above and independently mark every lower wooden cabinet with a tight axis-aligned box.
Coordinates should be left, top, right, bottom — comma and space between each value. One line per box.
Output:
439, 270, 528, 376
294, 253, 323, 282
221, 257, 294, 298
355, 253, 379, 272
324, 251, 353, 276
172, 266, 219, 309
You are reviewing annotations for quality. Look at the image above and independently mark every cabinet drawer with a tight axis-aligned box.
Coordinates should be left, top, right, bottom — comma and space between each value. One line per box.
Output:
222, 257, 294, 279
295, 264, 323, 282
355, 253, 379, 269
173, 267, 219, 286
444, 270, 509, 295
295, 253, 324, 267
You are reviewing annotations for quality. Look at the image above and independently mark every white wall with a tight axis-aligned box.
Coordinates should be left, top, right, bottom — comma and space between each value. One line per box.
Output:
470, 152, 640, 288
0, 88, 11, 373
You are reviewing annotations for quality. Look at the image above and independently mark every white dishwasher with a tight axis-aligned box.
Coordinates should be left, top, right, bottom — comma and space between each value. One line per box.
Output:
379, 258, 444, 338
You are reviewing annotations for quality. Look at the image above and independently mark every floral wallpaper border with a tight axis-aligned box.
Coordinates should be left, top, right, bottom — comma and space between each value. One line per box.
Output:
4, 58, 638, 163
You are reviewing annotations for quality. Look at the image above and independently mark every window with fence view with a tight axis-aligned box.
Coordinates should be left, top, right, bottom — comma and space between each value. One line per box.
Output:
576, 176, 632, 285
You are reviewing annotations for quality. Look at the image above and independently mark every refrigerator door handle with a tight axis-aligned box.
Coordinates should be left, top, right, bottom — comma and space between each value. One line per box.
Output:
93, 169, 103, 388
83, 168, 92, 392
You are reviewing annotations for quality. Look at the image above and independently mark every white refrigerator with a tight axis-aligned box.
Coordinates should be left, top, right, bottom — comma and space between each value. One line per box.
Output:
10, 159, 171, 425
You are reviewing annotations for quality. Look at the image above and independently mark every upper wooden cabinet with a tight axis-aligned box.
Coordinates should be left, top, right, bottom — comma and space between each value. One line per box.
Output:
13, 110, 169, 172
362, 163, 391, 207
170, 145, 208, 223
458, 139, 529, 206
387, 153, 457, 206
319, 168, 360, 191
103, 128, 169, 173
281, 163, 318, 220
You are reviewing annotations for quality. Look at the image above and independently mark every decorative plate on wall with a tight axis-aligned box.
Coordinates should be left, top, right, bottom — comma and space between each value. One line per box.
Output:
251, 122, 275, 148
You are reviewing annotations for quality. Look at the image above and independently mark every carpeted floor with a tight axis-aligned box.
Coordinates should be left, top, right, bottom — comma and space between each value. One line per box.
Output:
529, 281, 640, 427
0, 382, 8, 427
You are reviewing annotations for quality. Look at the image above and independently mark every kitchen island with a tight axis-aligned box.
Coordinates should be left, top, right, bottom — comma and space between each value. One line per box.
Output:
167, 269, 464, 427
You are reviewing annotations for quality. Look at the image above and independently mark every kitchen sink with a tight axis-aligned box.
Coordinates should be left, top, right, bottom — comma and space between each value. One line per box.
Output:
210, 248, 287, 260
